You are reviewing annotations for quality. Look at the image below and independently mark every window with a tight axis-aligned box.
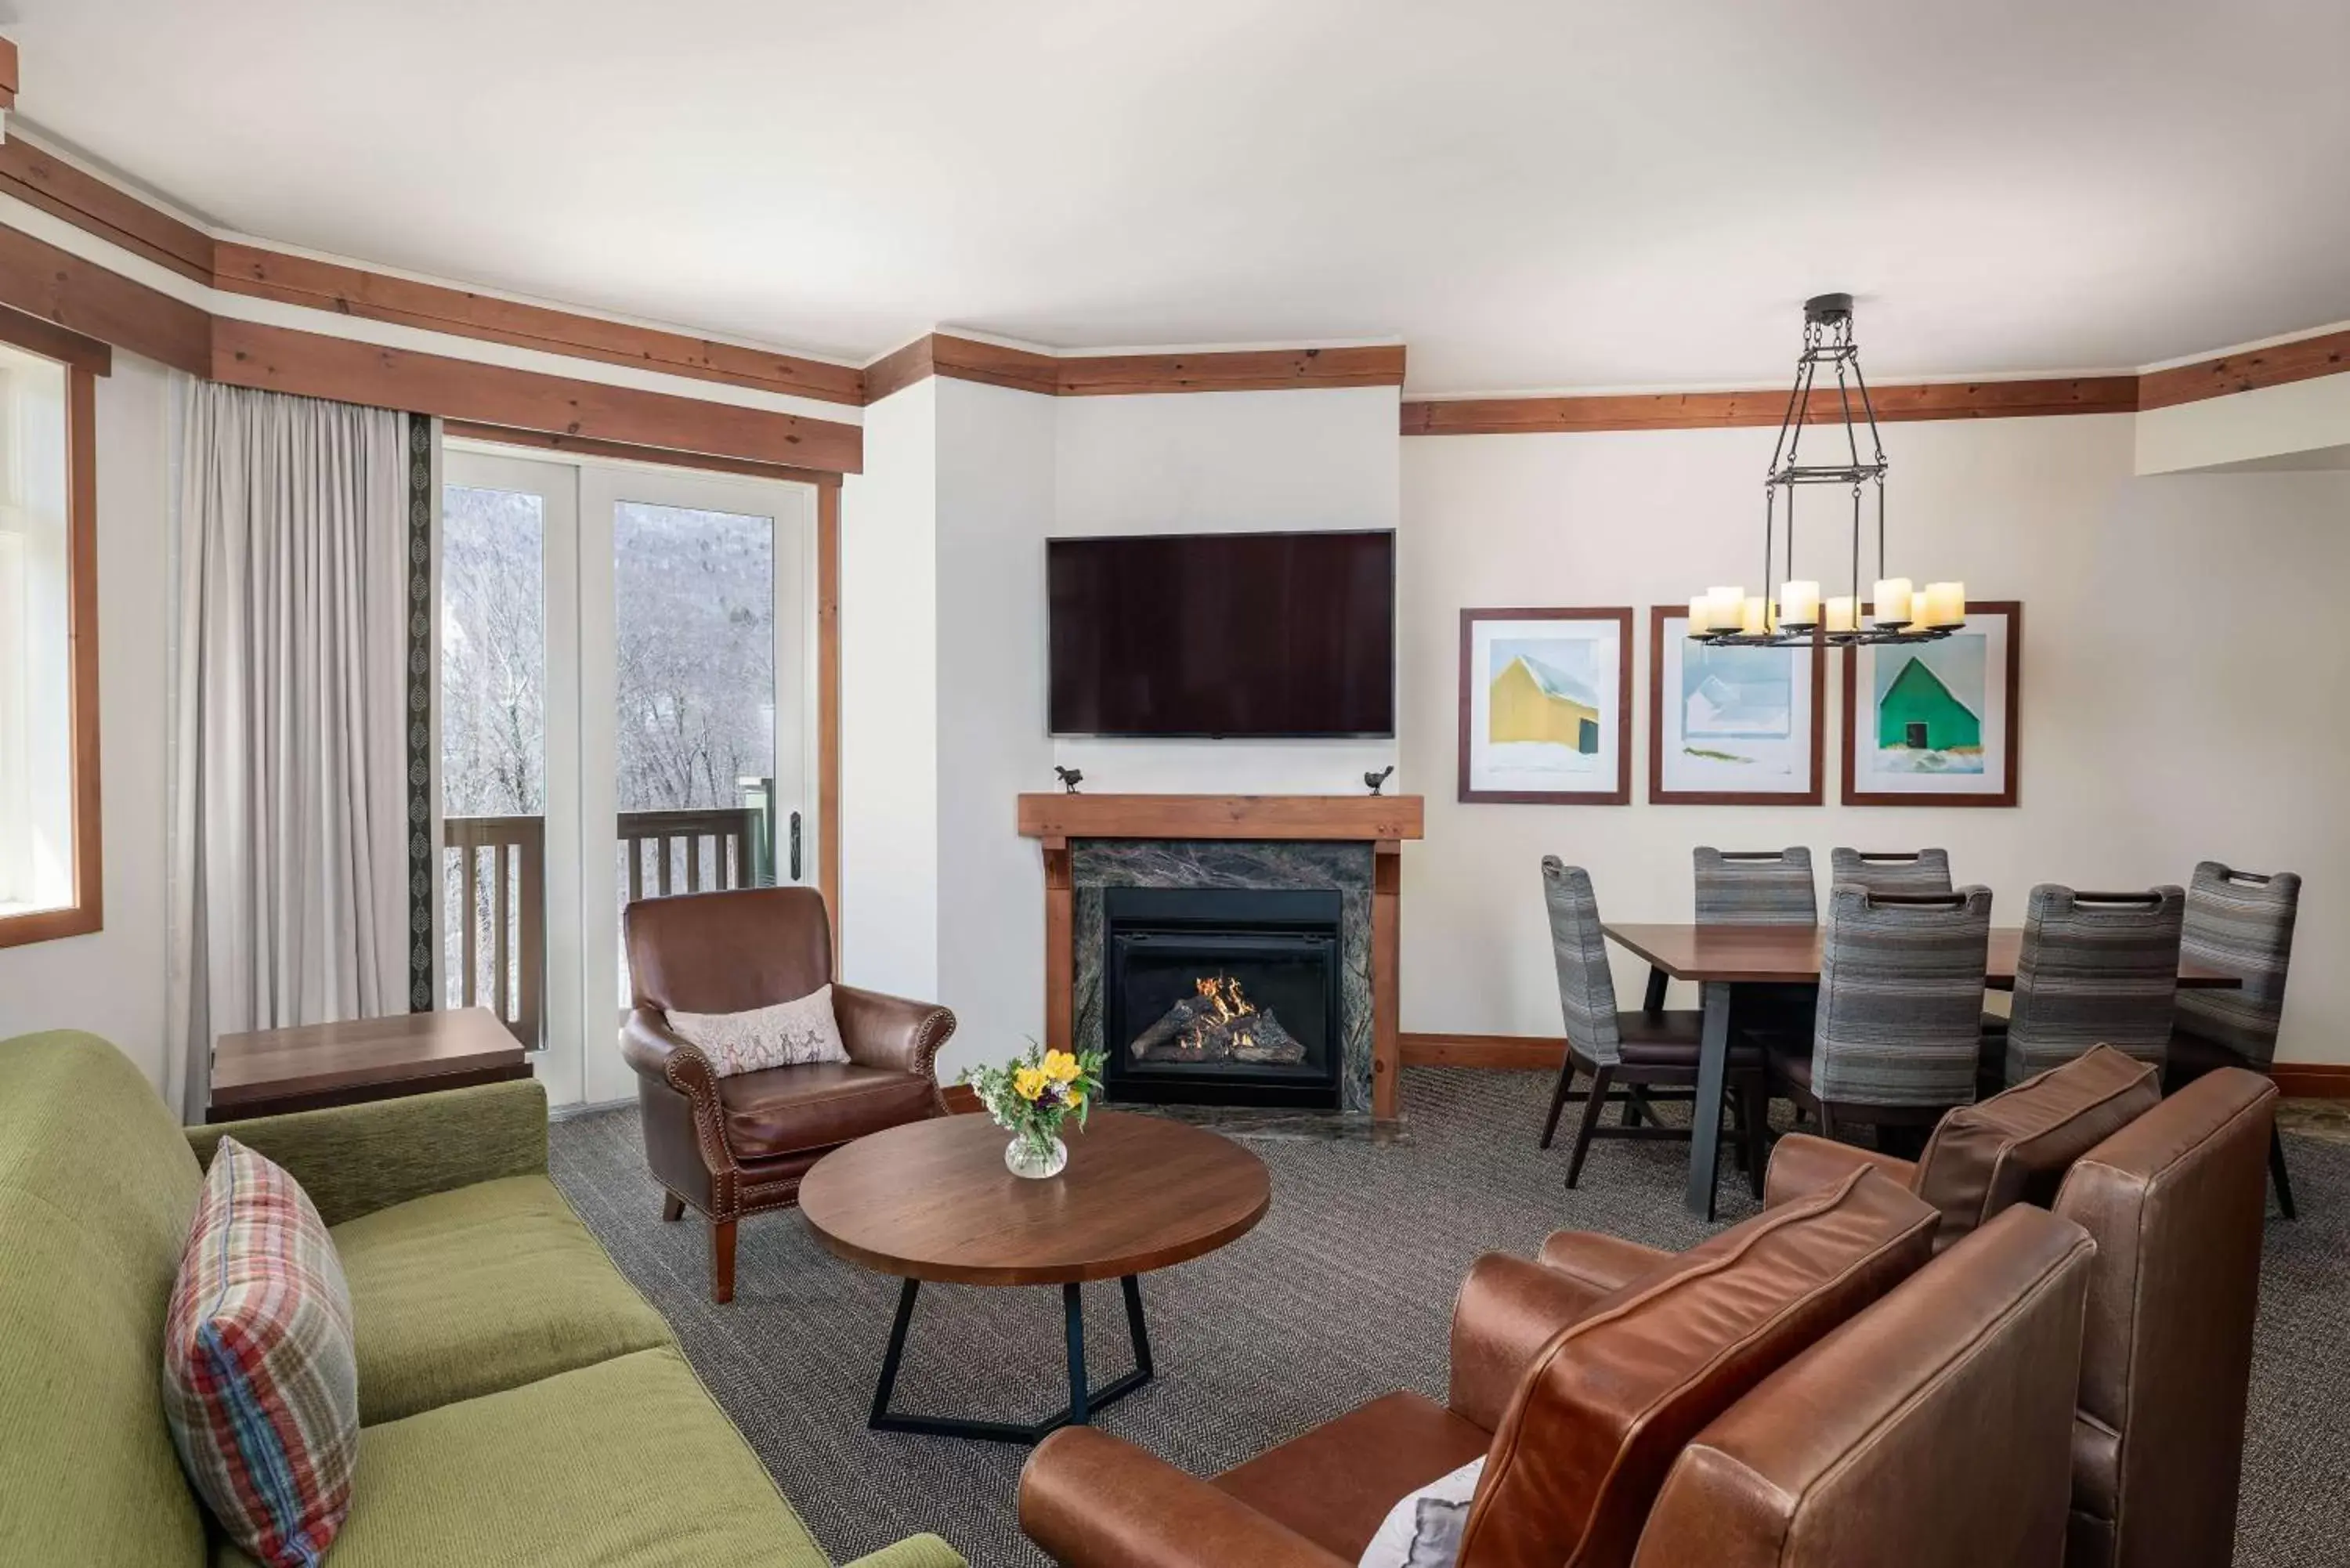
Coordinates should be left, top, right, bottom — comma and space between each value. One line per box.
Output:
0, 341, 97, 947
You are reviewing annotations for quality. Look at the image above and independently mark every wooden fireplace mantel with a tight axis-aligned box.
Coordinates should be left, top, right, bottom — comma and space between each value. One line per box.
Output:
1018, 793, 1424, 1119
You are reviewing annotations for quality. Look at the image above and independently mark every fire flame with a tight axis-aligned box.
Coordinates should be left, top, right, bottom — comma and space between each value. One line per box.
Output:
1186, 974, 1259, 1053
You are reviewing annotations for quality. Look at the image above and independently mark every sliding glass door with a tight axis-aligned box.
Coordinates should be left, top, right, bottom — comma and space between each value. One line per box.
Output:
440, 444, 817, 1106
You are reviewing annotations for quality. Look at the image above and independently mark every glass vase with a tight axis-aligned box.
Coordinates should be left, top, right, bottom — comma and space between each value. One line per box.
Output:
1005, 1129, 1068, 1180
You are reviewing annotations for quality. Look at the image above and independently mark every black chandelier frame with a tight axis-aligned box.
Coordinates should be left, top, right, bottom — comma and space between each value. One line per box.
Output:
1694, 292, 1961, 649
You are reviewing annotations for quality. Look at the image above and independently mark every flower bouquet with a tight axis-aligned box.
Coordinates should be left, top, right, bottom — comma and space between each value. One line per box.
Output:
960, 1041, 1106, 1178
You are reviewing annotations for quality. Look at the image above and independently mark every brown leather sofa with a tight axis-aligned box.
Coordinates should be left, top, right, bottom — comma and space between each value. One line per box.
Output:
620, 887, 955, 1302
1018, 1166, 1938, 1567
1743, 1053, 2277, 1568
2055, 1068, 2273, 1568
1634, 1203, 2095, 1568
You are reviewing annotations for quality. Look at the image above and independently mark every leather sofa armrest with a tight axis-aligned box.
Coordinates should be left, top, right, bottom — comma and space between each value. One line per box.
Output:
622, 1009, 723, 1102
1764, 1133, 1918, 1209
1448, 1251, 1609, 1433
621, 1009, 737, 1204
1537, 1230, 1675, 1295
1019, 1427, 1344, 1568
186, 1078, 547, 1228
832, 983, 956, 1081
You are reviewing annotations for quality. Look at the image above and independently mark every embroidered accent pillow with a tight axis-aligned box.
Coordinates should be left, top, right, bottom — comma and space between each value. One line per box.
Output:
162, 1136, 360, 1568
1359, 1455, 1485, 1568
668, 983, 851, 1075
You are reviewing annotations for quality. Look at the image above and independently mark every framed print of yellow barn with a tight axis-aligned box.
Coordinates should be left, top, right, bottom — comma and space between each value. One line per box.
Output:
1458, 607, 1632, 804
1841, 600, 2022, 806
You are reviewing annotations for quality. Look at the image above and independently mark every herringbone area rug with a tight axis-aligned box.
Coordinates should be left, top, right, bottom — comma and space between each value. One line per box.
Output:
548, 1068, 2347, 1568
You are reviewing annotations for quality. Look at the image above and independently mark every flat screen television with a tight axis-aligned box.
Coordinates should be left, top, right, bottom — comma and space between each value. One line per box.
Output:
1047, 529, 1396, 738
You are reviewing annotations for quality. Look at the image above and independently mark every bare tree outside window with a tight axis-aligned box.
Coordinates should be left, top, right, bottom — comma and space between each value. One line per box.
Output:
613, 501, 775, 815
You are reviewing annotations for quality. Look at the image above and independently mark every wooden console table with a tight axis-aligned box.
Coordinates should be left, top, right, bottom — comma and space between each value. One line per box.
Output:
207, 1006, 531, 1122
1015, 793, 1426, 1118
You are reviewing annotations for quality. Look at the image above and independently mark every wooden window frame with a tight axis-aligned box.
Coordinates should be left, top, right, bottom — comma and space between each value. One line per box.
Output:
0, 349, 102, 948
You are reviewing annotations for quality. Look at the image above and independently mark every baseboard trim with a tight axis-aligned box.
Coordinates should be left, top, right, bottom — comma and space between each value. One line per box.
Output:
943, 1083, 982, 1114
2271, 1064, 2350, 1100
1398, 1032, 1562, 1070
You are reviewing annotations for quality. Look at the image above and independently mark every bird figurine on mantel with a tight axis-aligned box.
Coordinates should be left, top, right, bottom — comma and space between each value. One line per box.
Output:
1364, 765, 1394, 797
1054, 766, 1084, 794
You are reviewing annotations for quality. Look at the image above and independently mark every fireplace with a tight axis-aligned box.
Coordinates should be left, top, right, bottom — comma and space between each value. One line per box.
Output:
1102, 886, 1344, 1110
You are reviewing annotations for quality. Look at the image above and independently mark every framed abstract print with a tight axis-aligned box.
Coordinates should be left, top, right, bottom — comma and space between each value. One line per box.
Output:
1458, 607, 1632, 804
1648, 606, 1824, 805
1841, 601, 2021, 807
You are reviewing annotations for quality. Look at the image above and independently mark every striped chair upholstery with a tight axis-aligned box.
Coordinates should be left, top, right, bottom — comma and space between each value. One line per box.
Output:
1542, 858, 1623, 1065
2003, 885, 2185, 1084
1694, 847, 1817, 927
1829, 848, 1954, 896
2174, 862, 2300, 1069
1812, 886, 1993, 1107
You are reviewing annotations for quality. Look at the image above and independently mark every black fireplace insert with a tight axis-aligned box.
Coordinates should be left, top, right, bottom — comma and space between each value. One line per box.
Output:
1101, 886, 1343, 1109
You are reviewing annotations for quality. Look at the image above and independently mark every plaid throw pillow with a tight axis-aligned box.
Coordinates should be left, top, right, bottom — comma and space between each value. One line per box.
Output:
162, 1136, 360, 1568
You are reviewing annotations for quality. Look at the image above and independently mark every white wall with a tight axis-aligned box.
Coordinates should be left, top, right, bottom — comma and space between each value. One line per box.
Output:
838, 381, 942, 1003
1399, 414, 2350, 1065
0, 355, 175, 1086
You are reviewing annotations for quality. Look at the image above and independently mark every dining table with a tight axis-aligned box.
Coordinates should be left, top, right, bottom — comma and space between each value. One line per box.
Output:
1600, 921, 2245, 1219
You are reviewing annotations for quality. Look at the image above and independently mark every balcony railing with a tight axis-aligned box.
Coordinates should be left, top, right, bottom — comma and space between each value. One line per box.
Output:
445, 805, 765, 1048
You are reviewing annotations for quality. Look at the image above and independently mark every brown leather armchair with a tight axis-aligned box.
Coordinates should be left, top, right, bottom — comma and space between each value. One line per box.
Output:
620, 887, 954, 1302
1634, 1203, 2095, 1568
1018, 1166, 1937, 1567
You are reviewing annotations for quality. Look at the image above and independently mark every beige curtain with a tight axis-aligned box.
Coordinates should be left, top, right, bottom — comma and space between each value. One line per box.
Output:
168, 383, 410, 1121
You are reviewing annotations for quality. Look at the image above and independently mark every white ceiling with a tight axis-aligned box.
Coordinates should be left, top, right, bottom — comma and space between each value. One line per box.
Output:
12, 1, 2349, 393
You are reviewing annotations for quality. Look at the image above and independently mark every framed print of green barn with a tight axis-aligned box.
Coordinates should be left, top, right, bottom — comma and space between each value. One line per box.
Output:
1840, 601, 2020, 806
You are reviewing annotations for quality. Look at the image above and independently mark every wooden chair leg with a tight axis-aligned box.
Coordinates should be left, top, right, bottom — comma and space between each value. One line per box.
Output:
661, 1192, 685, 1223
1565, 1064, 1614, 1190
1817, 1104, 1838, 1144
1622, 1088, 1645, 1128
1741, 1077, 1770, 1200
710, 1217, 739, 1304
2270, 1124, 2298, 1221
1541, 1053, 1579, 1150
1642, 966, 1669, 1014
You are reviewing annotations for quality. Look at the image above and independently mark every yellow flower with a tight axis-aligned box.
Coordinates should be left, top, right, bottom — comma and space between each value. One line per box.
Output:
1043, 1050, 1082, 1084
1066, 1089, 1084, 1111
1013, 1066, 1047, 1100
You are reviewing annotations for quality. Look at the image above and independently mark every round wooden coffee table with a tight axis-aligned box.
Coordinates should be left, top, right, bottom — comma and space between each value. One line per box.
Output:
799, 1110, 1271, 1443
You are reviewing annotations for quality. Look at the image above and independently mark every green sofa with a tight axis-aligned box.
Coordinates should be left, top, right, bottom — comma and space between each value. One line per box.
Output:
0, 1029, 961, 1568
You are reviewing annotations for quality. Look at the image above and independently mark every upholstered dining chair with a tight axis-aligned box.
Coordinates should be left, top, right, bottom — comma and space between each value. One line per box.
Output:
1995, 884, 2183, 1087
1765, 884, 1992, 1147
1828, 847, 1954, 895
1541, 858, 1766, 1193
2166, 860, 2303, 1216
1675, 846, 1821, 1050
621, 886, 954, 1302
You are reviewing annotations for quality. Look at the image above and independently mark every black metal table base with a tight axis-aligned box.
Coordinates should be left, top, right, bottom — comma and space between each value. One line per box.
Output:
868, 1274, 1155, 1443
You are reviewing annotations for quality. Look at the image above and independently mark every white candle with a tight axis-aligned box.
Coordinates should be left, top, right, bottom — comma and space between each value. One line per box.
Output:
1687, 594, 1715, 635
1824, 595, 1857, 633
1708, 585, 1744, 626
1921, 581, 1966, 627
1873, 577, 1912, 626
1780, 580, 1820, 627
1741, 595, 1770, 636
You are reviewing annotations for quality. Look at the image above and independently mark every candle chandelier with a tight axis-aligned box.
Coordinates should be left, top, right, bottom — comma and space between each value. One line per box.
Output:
1688, 293, 1962, 648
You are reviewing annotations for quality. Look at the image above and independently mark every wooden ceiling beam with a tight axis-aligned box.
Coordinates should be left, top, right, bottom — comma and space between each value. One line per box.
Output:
1401, 374, 2139, 436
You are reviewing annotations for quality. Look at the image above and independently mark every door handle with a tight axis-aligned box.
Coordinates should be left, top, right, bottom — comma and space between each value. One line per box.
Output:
789, 810, 802, 882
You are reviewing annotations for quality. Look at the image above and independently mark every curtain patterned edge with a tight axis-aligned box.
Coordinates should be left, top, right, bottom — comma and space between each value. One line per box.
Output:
407, 413, 436, 1010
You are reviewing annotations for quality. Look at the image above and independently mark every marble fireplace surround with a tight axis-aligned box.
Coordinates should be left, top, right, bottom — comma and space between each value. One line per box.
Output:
1018, 795, 1426, 1120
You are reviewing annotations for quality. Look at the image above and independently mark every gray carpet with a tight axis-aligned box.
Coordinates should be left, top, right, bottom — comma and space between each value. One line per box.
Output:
547, 1068, 2350, 1568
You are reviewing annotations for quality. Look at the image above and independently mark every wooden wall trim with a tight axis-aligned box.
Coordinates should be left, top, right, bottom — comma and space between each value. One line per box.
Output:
0, 139, 212, 283
866, 332, 1406, 401
214, 318, 862, 471
1401, 375, 2140, 436
0, 219, 208, 374
1398, 1032, 1560, 1070
441, 418, 845, 486
213, 242, 865, 406
0, 38, 18, 114
2138, 328, 2350, 412
0, 300, 110, 375
2270, 1064, 2350, 1100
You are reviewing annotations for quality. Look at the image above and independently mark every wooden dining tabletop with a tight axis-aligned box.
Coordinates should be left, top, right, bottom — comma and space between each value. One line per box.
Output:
1601, 922, 2243, 989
